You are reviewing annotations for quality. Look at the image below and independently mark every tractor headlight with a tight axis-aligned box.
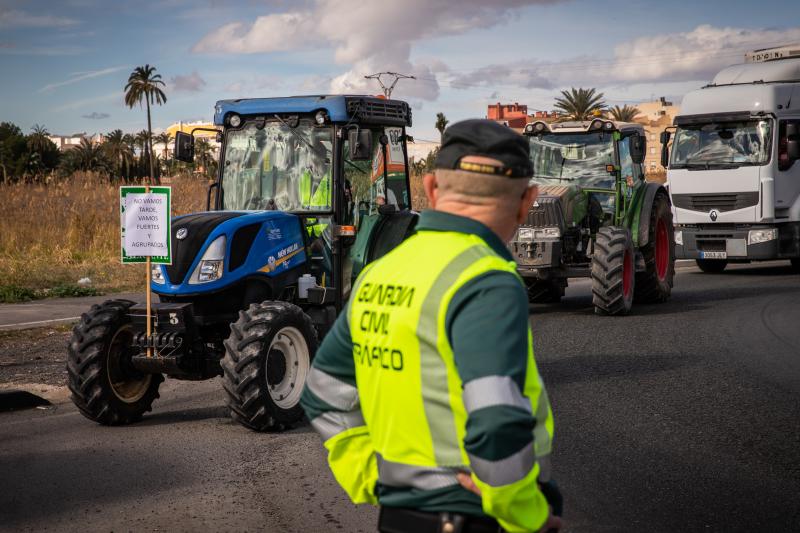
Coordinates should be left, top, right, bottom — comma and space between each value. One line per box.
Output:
227, 114, 241, 128
189, 235, 226, 284
151, 264, 165, 284
674, 230, 683, 246
517, 227, 535, 241
748, 228, 778, 244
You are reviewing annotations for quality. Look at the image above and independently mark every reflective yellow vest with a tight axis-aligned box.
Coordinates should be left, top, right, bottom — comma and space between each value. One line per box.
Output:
310, 228, 554, 532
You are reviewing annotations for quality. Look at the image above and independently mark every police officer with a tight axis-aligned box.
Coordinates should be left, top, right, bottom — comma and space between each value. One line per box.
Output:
301, 119, 562, 533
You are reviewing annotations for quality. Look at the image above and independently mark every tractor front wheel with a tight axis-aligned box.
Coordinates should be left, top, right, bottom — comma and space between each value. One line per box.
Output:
67, 300, 163, 425
696, 259, 728, 273
592, 227, 635, 315
635, 191, 675, 303
221, 301, 317, 431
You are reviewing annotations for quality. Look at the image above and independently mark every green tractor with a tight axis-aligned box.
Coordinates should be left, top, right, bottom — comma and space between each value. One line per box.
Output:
509, 118, 675, 315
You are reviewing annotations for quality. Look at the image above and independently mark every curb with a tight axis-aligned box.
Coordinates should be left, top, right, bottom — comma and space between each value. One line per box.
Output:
0, 390, 52, 412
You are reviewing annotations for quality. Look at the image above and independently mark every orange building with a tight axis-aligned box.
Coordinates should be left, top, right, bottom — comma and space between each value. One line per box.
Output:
487, 102, 529, 129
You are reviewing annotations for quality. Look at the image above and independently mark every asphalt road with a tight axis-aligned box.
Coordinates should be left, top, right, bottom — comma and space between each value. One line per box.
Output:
0, 293, 143, 331
1, 261, 798, 532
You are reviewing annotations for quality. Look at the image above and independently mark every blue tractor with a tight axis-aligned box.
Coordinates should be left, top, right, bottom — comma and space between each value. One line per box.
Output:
67, 95, 417, 431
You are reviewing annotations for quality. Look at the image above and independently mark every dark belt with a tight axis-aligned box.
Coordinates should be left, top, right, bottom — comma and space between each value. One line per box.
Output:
378, 507, 502, 533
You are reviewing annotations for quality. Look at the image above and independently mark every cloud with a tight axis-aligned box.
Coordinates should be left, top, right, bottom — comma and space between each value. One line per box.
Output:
193, 0, 565, 101
82, 111, 110, 120
39, 65, 128, 93
0, 8, 79, 28
448, 24, 800, 91
169, 71, 206, 92
54, 91, 122, 112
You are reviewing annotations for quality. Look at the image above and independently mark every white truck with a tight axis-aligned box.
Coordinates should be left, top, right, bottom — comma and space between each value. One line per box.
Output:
661, 44, 800, 272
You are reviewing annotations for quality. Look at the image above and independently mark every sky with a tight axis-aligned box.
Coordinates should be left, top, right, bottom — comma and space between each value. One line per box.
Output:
1, 0, 799, 142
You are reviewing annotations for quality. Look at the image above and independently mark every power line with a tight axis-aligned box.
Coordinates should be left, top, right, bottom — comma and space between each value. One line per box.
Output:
364, 72, 416, 98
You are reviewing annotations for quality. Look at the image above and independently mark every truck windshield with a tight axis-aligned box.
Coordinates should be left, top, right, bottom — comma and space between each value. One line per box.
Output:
528, 132, 615, 189
671, 119, 772, 168
221, 119, 333, 211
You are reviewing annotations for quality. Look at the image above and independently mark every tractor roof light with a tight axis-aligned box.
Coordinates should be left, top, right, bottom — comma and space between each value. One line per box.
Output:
589, 119, 604, 131
227, 113, 242, 128
315, 110, 328, 125
604, 121, 615, 131
525, 121, 548, 134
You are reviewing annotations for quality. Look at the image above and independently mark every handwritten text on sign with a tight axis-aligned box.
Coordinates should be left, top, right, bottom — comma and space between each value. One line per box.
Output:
124, 193, 169, 257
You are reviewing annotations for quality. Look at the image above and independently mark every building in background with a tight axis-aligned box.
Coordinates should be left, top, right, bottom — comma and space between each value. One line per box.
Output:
158, 121, 221, 159
487, 102, 529, 129
47, 133, 86, 150
631, 97, 681, 175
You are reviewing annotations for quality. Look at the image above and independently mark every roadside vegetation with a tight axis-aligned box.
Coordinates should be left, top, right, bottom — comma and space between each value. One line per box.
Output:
0, 173, 209, 302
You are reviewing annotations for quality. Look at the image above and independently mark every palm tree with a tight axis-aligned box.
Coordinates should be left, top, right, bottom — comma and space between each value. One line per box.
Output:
194, 138, 213, 177
28, 124, 51, 153
435, 112, 449, 142
154, 131, 172, 163
553, 87, 606, 121
608, 105, 641, 123
104, 129, 134, 181
59, 138, 112, 176
124, 64, 167, 185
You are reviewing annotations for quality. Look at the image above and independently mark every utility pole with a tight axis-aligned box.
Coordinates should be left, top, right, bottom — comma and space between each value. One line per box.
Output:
364, 72, 416, 99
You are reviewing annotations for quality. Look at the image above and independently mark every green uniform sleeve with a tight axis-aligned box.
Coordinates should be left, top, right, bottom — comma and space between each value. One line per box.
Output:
300, 304, 378, 505
447, 271, 550, 532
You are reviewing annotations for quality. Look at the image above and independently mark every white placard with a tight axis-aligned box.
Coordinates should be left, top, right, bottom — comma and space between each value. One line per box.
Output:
124, 193, 170, 257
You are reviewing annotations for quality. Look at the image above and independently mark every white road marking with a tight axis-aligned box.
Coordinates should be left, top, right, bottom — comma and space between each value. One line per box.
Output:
0, 316, 80, 330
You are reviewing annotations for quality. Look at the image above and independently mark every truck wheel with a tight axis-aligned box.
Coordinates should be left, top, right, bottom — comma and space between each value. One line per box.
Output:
696, 259, 727, 273
221, 301, 318, 431
635, 191, 675, 303
592, 227, 635, 316
67, 300, 163, 425
526, 279, 564, 303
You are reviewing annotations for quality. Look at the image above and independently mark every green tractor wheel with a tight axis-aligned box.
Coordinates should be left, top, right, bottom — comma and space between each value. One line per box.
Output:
635, 191, 675, 303
591, 226, 635, 315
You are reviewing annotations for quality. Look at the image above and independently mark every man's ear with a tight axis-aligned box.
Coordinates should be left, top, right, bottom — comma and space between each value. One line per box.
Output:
423, 173, 438, 208
517, 185, 538, 224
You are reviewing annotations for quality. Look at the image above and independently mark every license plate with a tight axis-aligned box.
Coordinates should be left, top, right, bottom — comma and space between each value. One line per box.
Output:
700, 251, 727, 259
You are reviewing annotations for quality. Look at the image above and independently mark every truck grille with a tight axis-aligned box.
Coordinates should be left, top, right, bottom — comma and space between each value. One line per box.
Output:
526, 196, 565, 228
671, 192, 758, 212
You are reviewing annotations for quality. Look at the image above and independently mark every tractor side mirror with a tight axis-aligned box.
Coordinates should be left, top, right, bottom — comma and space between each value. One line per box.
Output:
660, 130, 671, 168
175, 131, 194, 163
348, 129, 373, 161
630, 134, 646, 164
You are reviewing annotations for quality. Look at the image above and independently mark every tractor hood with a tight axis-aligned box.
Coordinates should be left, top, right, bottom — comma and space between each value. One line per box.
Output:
526, 185, 586, 228
154, 210, 306, 296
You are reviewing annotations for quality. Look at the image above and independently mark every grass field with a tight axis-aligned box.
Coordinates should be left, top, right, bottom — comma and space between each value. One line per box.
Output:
0, 173, 209, 302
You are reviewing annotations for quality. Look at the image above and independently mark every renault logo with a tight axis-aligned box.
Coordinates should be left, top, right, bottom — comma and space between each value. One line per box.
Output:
709, 210, 718, 222
176, 228, 188, 240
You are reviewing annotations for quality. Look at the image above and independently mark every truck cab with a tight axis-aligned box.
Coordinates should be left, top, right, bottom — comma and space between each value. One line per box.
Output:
663, 51, 800, 272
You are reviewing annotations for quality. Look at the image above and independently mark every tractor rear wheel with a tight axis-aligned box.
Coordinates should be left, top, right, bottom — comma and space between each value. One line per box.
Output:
221, 301, 317, 431
526, 279, 565, 303
635, 191, 675, 303
592, 226, 635, 315
696, 259, 728, 273
67, 299, 163, 425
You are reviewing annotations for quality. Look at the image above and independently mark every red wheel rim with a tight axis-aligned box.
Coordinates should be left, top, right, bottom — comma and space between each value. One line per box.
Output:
655, 218, 669, 281
623, 249, 633, 299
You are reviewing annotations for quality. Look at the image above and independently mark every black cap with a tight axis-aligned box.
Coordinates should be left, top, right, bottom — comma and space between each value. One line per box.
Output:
435, 119, 533, 178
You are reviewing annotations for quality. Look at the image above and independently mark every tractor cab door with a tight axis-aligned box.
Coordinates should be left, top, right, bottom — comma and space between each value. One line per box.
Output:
343, 125, 417, 295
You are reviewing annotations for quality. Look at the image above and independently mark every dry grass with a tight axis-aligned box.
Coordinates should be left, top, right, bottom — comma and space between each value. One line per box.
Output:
0, 173, 209, 297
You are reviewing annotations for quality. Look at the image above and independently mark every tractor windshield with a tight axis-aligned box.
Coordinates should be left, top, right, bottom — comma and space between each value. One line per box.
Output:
221, 119, 333, 212
528, 132, 615, 189
670, 119, 772, 168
